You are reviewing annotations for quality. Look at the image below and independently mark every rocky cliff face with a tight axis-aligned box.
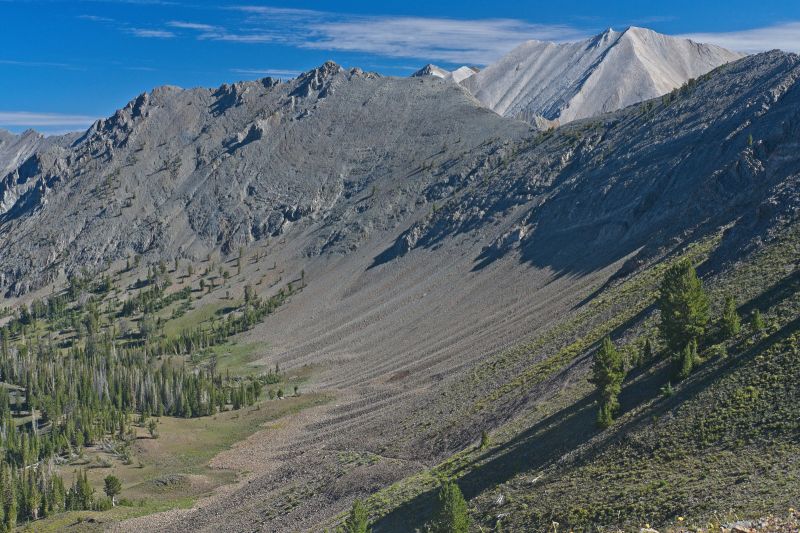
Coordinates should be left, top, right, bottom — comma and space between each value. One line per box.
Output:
393, 50, 800, 275
0, 129, 79, 214
0, 62, 528, 295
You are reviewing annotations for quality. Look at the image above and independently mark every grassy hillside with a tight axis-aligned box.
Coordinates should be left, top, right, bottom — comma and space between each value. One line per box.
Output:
0, 250, 330, 530
339, 221, 800, 532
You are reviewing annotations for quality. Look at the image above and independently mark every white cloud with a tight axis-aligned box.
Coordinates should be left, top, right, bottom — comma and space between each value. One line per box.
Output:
233, 6, 325, 18
89, 5, 589, 64
129, 28, 176, 38
222, 7, 589, 65
77, 15, 115, 23
0, 59, 78, 69
167, 20, 218, 31
304, 16, 587, 64
198, 32, 276, 43
0, 111, 97, 128
680, 22, 800, 53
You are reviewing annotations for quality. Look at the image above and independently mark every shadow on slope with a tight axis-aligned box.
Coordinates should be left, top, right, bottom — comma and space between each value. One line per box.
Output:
373, 270, 800, 531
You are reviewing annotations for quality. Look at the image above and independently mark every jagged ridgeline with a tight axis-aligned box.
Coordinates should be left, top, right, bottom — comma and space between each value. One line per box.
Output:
0, 46, 798, 532
0, 61, 526, 296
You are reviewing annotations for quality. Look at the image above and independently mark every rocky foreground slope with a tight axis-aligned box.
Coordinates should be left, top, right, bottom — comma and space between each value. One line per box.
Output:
1, 50, 799, 531
463, 26, 744, 126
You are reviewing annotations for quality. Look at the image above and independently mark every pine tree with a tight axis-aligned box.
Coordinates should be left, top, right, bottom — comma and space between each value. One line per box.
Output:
104, 475, 122, 506
342, 499, 371, 533
677, 339, 697, 380
433, 481, 470, 533
5, 489, 16, 531
244, 285, 255, 306
658, 260, 710, 354
589, 337, 625, 428
643, 337, 654, 361
148, 419, 159, 439
721, 295, 741, 338
751, 309, 766, 332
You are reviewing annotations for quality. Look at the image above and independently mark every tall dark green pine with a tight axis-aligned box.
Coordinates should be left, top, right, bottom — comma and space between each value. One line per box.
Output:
589, 337, 625, 428
658, 260, 710, 354
433, 481, 470, 533
721, 295, 741, 338
643, 338, 654, 360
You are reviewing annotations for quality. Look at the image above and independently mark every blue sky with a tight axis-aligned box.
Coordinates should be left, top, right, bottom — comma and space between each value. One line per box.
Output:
2, 0, 799, 134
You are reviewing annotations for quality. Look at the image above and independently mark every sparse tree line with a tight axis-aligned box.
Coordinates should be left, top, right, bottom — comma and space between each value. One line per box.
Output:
0, 258, 297, 527
591, 259, 763, 428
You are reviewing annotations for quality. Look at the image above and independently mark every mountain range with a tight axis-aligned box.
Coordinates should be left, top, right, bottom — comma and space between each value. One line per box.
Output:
412, 26, 744, 127
0, 25, 799, 533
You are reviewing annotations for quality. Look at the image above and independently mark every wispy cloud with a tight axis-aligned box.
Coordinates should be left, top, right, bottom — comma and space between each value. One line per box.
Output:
302, 16, 587, 64
0, 111, 97, 128
167, 20, 218, 31
129, 28, 176, 38
106, 5, 582, 65
0, 59, 80, 70
199, 32, 276, 43
680, 22, 800, 53
77, 15, 115, 23
233, 6, 325, 18
230, 68, 301, 78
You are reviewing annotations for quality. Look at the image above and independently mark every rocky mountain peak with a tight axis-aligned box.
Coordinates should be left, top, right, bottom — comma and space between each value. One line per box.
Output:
463, 26, 745, 125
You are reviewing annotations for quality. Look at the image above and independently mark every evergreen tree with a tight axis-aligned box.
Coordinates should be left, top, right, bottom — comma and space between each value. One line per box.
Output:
658, 260, 710, 354
342, 499, 371, 533
148, 419, 159, 439
589, 337, 625, 428
677, 339, 697, 380
103, 475, 122, 506
432, 481, 470, 533
721, 295, 741, 338
244, 285, 255, 306
643, 338, 654, 361
5, 488, 16, 531
751, 309, 766, 332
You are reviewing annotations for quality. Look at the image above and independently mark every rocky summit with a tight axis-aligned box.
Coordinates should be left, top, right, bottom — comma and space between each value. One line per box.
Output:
463, 26, 745, 126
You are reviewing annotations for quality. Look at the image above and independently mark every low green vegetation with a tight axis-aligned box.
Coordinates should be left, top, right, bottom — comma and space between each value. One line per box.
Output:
352, 223, 800, 532
429, 481, 470, 533
589, 337, 625, 428
340, 499, 371, 533
0, 254, 312, 529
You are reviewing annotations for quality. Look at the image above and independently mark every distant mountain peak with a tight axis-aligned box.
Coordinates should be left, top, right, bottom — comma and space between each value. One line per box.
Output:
463, 26, 745, 125
411, 64, 478, 83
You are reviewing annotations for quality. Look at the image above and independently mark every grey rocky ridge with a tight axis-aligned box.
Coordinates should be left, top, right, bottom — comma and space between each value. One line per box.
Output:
0, 61, 526, 294
0, 128, 79, 213
1, 31, 799, 533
